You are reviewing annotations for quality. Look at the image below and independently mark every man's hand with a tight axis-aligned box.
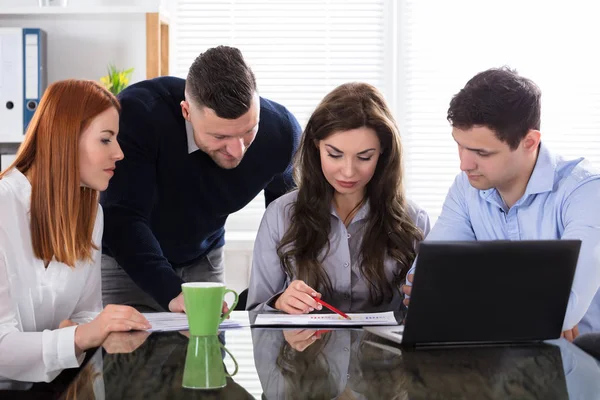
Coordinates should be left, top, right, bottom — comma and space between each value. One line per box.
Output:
169, 291, 230, 317
103, 331, 151, 354
402, 274, 414, 306
168, 292, 186, 313
222, 302, 230, 318
561, 325, 579, 342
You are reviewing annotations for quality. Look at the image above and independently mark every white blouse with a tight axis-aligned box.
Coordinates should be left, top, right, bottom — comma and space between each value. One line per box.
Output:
0, 168, 102, 382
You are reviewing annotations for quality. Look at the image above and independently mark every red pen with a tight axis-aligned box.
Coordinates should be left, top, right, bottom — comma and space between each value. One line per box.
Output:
314, 329, 331, 337
313, 297, 351, 320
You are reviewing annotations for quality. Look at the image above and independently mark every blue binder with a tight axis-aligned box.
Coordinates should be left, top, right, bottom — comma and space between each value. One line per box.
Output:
0, 28, 47, 143
22, 28, 47, 133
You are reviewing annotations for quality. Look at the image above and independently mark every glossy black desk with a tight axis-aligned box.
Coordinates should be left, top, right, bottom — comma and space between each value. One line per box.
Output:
1, 312, 599, 399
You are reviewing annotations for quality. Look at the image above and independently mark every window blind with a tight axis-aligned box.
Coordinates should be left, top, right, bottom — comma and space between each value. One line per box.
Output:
400, 0, 600, 223
173, 0, 391, 233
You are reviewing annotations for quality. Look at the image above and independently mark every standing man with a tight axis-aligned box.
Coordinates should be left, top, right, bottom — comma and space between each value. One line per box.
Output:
101, 46, 301, 313
403, 67, 600, 338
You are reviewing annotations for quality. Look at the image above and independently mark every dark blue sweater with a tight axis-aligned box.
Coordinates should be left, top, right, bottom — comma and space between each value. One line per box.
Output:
100, 77, 300, 310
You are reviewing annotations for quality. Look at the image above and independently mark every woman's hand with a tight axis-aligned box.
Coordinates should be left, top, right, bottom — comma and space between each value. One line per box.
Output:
74, 304, 151, 355
59, 319, 78, 329
283, 329, 320, 352
274, 280, 322, 314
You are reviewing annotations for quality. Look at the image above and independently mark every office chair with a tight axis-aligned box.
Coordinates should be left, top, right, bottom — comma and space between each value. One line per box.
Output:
235, 288, 248, 311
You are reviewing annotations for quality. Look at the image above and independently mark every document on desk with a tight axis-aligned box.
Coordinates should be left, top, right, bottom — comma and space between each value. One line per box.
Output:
253, 311, 398, 326
142, 313, 246, 332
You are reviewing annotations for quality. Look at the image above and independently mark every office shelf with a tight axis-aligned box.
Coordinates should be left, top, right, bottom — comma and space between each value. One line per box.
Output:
0, 4, 170, 79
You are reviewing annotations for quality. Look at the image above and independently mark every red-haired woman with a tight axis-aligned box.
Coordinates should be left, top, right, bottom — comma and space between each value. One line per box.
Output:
0, 79, 150, 382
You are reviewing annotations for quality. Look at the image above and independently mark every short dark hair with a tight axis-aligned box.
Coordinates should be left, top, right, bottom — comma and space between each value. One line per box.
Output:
186, 45, 257, 119
447, 67, 541, 150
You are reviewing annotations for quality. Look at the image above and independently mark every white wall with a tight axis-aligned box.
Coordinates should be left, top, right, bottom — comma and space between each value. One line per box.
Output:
0, 13, 146, 84
223, 247, 253, 295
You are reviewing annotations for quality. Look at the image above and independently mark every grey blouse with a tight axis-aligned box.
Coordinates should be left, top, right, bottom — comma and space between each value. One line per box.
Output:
246, 190, 431, 313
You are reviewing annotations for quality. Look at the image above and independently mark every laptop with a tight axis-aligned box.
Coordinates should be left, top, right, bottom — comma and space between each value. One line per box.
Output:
365, 240, 581, 347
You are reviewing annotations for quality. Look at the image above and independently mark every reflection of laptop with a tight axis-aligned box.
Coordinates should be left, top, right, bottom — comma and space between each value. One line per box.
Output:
365, 240, 581, 347
362, 340, 569, 399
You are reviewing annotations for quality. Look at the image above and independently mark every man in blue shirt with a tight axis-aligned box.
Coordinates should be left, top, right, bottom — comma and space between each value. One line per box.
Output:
403, 67, 600, 338
100, 46, 301, 313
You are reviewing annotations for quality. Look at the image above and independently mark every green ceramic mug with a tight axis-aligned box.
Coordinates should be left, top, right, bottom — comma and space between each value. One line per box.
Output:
182, 335, 239, 390
181, 282, 238, 336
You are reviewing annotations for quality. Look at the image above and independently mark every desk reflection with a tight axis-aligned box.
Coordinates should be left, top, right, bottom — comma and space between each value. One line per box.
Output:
1, 324, 599, 400
252, 328, 600, 400
99, 332, 250, 399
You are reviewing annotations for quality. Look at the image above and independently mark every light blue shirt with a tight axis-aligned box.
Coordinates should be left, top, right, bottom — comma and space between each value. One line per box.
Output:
415, 143, 600, 333
551, 338, 600, 399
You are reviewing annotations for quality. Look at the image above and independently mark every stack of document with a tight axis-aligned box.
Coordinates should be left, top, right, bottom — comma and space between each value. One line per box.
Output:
253, 311, 398, 326
142, 312, 245, 332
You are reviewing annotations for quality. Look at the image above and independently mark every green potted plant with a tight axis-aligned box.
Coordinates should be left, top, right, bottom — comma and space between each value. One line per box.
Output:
100, 64, 134, 96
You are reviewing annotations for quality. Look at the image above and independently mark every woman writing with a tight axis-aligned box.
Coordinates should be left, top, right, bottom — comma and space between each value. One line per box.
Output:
247, 82, 430, 314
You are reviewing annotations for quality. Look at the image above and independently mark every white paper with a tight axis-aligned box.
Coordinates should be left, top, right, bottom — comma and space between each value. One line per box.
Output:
142, 312, 245, 332
253, 311, 398, 326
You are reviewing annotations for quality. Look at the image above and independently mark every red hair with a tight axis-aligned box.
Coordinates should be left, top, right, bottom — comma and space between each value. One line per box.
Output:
0, 79, 120, 267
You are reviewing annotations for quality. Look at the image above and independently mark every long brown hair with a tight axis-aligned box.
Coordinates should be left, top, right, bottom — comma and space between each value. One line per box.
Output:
277, 82, 423, 305
0, 79, 120, 267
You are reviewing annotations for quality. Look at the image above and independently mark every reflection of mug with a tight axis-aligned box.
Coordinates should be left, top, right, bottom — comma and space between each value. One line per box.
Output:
182, 335, 239, 390
182, 282, 238, 336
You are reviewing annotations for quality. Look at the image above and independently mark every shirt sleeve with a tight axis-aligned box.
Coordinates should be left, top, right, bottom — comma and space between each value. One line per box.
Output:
426, 173, 476, 241
560, 179, 600, 330
100, 95, 184, 310
406, 174, 475, 281
246, 201, 290, 311
0, 257, 82, 382
415, 206, 432, 238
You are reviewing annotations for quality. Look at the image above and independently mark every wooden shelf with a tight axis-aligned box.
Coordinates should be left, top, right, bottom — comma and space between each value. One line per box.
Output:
146, 12, 169, 79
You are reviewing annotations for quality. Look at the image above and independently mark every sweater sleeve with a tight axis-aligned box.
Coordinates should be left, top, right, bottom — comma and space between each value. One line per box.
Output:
100, 93, 184, 310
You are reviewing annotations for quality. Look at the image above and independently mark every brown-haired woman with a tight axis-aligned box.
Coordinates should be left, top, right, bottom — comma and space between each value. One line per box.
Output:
247, 82, 430, 314
0, 79, 150, 382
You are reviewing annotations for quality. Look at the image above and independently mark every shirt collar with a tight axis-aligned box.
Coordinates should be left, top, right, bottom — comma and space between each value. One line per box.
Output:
186, 120, 200, 154
478, 141, 557, 206
3, 168, 32, 210
330, 198, 371, 224
523, 141, 556, 195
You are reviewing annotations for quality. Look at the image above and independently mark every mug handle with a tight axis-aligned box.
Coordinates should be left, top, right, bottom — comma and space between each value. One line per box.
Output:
220, 344, 239, 377
220, 288, 238, 323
